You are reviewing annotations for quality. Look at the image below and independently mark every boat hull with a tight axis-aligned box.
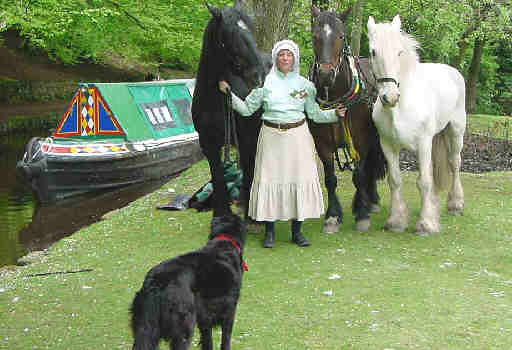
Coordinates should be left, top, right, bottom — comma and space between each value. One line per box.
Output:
17, 136, 203, 203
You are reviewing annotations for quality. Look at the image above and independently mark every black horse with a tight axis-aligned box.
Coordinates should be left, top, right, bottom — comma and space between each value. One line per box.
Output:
192, 1, 267, 220
309, 5, 387, 232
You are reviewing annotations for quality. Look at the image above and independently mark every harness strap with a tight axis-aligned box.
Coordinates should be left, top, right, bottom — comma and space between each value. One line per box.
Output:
376, 77, 400, 87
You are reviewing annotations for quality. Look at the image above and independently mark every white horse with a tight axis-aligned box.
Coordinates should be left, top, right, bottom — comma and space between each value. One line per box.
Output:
367, 15, 466, 236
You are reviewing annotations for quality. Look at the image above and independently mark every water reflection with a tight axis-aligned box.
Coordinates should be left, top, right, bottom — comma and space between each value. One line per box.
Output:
17, 180, 169, 252
1, 130, 171, 267
1, 132, 43, 267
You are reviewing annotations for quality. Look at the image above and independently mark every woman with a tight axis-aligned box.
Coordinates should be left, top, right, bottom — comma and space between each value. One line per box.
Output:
219, 39, 346, 248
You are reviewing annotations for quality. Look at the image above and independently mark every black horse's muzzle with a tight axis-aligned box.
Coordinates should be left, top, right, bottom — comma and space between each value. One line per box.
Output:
244, 65, 265, 89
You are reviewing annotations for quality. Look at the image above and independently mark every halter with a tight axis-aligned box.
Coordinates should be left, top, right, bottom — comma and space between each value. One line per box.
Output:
310, 43, 367, 110
309, 42, 370, 171
375, 77, 400, 88
310, 49, 344, 91
214, 234, 248, 271
372, 50, 403, 89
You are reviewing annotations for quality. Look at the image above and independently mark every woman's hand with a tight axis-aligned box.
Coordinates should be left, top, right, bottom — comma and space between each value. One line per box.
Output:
336, 105, 347, 118
219, 80, 231, 94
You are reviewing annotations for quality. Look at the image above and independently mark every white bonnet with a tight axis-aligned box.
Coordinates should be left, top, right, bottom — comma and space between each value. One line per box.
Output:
271, 39, 300, 74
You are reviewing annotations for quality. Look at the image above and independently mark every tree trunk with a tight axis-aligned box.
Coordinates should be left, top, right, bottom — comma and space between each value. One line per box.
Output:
241, 0, 296, 53
466, 38, 484, 114
450, 2, 492, 70
350, 0, 365, 57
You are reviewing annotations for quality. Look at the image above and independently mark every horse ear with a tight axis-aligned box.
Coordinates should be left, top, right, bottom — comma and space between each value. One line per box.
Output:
391, 14, 401, 31
367, 16, 376, 34
206, 3, 222, 20
312, 5, 321, 19
338, 6, 352, 22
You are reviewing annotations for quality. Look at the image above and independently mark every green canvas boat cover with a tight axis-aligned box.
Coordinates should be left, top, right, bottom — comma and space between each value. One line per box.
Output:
53, 80, 195, 142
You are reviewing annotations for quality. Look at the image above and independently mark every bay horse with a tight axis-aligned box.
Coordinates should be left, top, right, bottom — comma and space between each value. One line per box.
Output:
367, 15, 466, 235
192, 1, 266, 220
309, 5, 387, 232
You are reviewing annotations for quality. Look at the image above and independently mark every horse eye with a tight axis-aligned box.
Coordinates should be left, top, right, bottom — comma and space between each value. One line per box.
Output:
371, 49, 376, 57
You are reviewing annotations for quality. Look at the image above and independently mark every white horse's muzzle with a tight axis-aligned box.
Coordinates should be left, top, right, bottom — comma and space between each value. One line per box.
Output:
377, 77, 400, 107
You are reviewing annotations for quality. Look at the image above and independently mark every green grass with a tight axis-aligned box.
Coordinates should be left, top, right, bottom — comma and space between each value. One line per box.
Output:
467, 114, 512, 140
1, 158, 512, 350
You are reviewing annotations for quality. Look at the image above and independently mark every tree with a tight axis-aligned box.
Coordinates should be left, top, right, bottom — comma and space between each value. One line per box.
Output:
466, 38, 485, 113
240, 0, 296, 53
350, 0, 365, 57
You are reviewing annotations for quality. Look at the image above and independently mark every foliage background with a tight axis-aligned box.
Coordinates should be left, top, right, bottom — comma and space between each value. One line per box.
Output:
0, 0, 510, 114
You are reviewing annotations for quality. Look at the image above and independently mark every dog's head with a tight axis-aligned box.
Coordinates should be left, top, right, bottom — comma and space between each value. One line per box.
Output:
209, 213, 247, 248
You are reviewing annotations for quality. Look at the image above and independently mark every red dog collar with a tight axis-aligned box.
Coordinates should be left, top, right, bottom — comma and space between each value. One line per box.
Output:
215, 234, 248, 271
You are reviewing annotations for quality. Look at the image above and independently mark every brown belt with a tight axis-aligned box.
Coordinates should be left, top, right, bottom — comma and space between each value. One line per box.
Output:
263, 118, 305, 130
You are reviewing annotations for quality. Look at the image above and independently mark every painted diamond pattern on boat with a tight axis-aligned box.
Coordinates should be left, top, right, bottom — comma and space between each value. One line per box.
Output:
45, 144, 129, 155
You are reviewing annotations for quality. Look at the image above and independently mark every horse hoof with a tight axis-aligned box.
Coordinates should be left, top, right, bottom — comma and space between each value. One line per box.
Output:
447, 204, 464, 216
355, 218, 371, 232
323, 217, 340, 234
369, 204, 381, 214
415, 220, 439, 236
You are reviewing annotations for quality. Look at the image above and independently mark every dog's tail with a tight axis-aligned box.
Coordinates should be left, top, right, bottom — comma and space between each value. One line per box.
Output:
130, 288, 161, 350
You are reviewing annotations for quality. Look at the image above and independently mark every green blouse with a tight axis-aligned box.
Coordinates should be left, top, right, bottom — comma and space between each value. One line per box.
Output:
232, 69, 338, 124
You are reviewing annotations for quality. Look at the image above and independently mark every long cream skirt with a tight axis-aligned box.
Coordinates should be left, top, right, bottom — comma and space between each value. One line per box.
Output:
248, 122, 324, 221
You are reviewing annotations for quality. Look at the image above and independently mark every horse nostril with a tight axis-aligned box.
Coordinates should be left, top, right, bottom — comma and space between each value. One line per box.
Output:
319, 63, 333, 73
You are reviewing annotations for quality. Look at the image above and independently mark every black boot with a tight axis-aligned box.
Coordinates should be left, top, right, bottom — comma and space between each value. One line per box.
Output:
263, 221, 275, 248
291, 220, 310, 247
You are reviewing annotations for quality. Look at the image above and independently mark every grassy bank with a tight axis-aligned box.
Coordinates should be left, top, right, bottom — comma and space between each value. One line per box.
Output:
2, 157, 512, 349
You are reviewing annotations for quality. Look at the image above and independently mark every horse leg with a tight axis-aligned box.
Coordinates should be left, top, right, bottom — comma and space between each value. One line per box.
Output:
322, 154, 343, 233
204, 148, 232, 218
381, 141, 408, 232
415, 139, 441, 235
352, 163, 373, 232
446, 124, 465, 216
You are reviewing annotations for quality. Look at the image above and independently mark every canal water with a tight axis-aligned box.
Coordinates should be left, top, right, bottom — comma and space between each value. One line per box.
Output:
0, 127, 171, 267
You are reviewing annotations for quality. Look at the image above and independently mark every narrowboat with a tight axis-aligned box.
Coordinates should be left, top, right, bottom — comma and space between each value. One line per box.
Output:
16, 79, 202, 203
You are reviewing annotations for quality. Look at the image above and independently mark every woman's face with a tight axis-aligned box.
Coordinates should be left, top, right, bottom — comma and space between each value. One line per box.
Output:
277, 49, 294, 74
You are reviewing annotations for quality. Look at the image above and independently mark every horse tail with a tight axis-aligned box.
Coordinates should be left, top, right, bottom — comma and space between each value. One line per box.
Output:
366, 123, 387, 181
432, 126, 453, 193
130, 288, 161, 350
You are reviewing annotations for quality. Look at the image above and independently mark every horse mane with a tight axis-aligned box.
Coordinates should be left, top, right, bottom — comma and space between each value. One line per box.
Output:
192, 17, 227, 115
192, 7, 255, 116
373, 22, 421, 77
399, 31, 421, 65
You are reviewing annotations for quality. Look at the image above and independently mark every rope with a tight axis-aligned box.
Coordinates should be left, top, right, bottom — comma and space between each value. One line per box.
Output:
343, 116, 359, 162
223, 90, 240, 168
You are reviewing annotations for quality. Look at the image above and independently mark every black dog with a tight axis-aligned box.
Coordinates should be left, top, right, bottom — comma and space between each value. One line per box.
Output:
130, 214, 248, 350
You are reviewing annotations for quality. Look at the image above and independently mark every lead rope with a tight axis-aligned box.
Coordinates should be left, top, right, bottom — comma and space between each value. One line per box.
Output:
224, 90, 231, 163
223, 89, 240, 167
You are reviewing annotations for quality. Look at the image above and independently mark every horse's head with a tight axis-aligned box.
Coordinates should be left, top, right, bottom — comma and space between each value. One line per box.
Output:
311, 5, 351, 89
367, 15, 418, 108
207, 2, 265, 90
